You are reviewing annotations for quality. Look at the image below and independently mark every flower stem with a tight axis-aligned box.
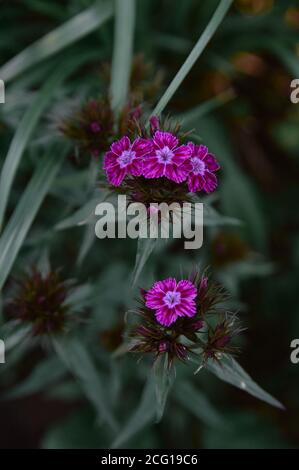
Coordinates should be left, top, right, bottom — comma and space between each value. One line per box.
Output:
151, 0, 234, 117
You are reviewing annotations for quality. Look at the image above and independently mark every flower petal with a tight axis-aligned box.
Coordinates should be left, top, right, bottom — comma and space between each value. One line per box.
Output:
203, 153, 220, 171
156, 306, 178, 326
143, 157, 165, 178
128, 160, 143, 177
172, 145, 192, 165
132, 138, 153, 158
197, 144, 208, 159
187, 174, 205, 192
103, 151, 118, 170
153, 131, 178, 150
161, 277, 177, 292
203, 171, 218, 193
106, 165, 127, 186
111, 136, 130, 156
165, 162, 190, 183
176, 280, 197, 300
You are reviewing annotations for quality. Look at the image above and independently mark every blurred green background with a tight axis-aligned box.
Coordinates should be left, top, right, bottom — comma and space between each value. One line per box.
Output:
0, 0, 299, 449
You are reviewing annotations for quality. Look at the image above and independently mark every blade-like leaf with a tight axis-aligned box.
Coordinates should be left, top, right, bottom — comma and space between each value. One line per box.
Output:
153, 354, 176, 422
52, 336, 118, 431
0, 144, 68, 290
4, 325, 31, 352
55, 194, 108, 230
3, 356, 66, 400
206, 354, 285, 410
0, 52, 99, 231
175, 381, 224, 428
111, 379, 155, 449
0, 70, 66, 230
178, 89, 235, 127
152, 0, 233, 116
65, 283, 93, 311
77, 223, 96, 265
0, 0, 114, 82
131, 237, 157, 287
110, 0, 136, 113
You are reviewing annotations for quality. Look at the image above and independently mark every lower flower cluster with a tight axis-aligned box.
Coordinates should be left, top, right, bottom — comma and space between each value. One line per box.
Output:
129, 271, 242, 367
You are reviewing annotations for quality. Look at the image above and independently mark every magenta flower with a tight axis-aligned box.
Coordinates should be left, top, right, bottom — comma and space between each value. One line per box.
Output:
187, 142, 220, 193
143, 131, 191, 183
104, 136, 152, 186
145, 277, 197, 327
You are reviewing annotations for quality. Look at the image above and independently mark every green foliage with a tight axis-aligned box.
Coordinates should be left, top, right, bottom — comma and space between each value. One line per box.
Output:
0, 0, 297, 450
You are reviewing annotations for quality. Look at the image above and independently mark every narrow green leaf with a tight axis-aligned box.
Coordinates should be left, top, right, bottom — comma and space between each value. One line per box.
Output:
264, 41, 299, 77
52, 336, 118, 431
37, 247, 51, 277
55, 194, 108, 230
3, 356, 66, 400
0, 0, 114, 82
175, 381, 224, 428
206, 354, 285, 410
152, 0, 233, 116
0, 59, 92, 231
110, 0, 136, 113
65, 284, 93, 310
131, 237, 157, 287
0, 337, 33, 376
111, 379, 155, 448
203, 204, 242, 227
153, 355, 175, 422
55, 200, 98, 230
0, 145, 67, 290
77, 223, 96, 265
178, 89, 235, 127
4, 325, 31, 352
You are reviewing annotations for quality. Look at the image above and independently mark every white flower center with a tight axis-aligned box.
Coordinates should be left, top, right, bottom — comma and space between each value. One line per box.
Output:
163, 290, 181, 308
156, 146, 174, 164
191, 157, 205, 175
117, 149, 136, 168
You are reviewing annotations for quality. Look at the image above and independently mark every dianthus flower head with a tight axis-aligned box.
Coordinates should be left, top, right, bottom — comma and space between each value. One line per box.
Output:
145, 277, 197, 326
60, 98, 114, 163
101, 116, 221, 204
202, 314, 244, 361
187, 142, 220, 193
128, 270, 240, 368
143, 131, 192, 183
103, 135, 152, 186
7, 269, 72, 336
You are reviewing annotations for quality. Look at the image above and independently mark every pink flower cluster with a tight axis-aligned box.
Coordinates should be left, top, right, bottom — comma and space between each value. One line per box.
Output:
103, 131, 220, 193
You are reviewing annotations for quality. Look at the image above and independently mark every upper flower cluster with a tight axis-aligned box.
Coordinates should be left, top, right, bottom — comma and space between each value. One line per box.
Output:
103, 129, 220, 194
